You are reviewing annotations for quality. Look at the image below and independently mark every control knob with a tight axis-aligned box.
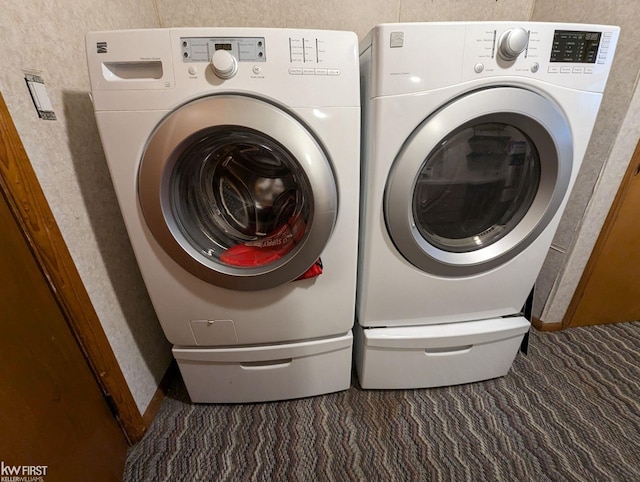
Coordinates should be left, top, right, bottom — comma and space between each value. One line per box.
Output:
211, 50, 237, 79
498, 28, 529, 61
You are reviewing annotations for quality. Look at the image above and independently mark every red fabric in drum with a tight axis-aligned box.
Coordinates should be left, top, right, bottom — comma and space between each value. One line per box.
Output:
219, 215, 323, 281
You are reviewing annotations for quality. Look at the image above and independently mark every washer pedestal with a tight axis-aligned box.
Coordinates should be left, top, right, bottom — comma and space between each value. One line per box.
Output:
174, 332, 352, 403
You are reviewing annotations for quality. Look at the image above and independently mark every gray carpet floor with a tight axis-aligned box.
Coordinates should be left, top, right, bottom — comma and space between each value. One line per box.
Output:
124, 322, 640, 481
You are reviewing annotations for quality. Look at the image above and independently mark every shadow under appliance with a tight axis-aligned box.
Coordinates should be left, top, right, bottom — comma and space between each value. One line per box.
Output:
356, 22, 619, 389
86, 28, 360, 402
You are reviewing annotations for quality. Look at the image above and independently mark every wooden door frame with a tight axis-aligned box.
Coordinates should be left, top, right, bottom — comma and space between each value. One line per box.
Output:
0, 91, 146, 444
561, 138, 640, 329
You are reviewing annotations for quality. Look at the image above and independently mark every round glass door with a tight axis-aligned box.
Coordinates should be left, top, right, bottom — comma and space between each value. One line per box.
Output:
385, 87, 573, 277
171, 126, 311, 268
413, 123, 541, 253
139, 95, 337, 290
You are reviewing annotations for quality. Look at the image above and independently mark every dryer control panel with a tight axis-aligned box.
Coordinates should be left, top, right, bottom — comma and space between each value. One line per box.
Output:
364, 22, 619, 96
550, 30, 603, 64
462, 23, 618, 87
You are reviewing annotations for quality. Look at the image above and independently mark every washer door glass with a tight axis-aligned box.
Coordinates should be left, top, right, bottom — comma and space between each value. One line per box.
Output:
139, 95, 337, 291
172, 126, 310, 266
384, 87, 573, 277
413, 123, 541, 253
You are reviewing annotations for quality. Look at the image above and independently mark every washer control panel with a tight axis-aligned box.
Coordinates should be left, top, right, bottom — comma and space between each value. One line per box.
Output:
180, 34, 342, 78
181, 37, 266, 63
86, 28, 360, 109
287, 35, 341, 76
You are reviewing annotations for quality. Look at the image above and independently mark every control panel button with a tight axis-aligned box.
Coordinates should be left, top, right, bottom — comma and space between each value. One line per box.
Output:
289, 67, 340, 76
530, 62, 539, 73
188, 66, 197, 76
498, 27, 529, 61
211, 49, 237, 79
252, 65, 262, 75
474, 63, 484, 74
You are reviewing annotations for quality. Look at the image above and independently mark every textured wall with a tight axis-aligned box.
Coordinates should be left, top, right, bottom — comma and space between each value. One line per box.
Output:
531, 1, 640, 323
156, 0, 533, 35
0, 1, 170, 414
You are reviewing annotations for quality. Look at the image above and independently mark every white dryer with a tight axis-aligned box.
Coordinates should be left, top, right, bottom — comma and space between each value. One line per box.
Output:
356, 22, 619, 389
86, 28, 360, 403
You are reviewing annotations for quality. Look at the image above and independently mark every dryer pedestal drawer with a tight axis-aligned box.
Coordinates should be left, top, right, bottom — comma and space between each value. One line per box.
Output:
354, 317, 529, 389
173, 332, 352, 403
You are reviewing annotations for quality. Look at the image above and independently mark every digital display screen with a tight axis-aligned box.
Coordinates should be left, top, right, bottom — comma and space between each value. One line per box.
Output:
550, 30, 601, 63
215, 43, 233, 51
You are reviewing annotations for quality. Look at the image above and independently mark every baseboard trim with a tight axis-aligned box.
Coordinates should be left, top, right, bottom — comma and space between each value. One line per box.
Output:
532, 316, 564, 332
142, 360, 179, 429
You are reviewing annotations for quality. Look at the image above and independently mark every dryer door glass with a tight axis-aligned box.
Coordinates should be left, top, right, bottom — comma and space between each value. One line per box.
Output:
384, 87, 573, 277
412, 123, 541, 253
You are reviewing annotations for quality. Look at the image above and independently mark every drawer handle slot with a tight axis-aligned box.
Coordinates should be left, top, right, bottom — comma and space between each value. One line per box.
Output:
425, 345, 473, 356
240, 358, 293, 370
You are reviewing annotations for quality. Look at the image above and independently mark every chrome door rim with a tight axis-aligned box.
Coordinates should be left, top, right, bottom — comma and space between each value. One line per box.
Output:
138, 94, 337, 290
384, 87, 573, 277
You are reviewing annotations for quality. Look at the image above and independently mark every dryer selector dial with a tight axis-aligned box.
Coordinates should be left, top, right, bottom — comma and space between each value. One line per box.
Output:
498, 28, 529, 61
211, 50, 238, 79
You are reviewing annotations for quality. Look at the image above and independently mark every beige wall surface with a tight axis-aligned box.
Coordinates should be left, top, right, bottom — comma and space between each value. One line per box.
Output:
531, 1, 640, 323
157, 0, 399, 37
156, 0, 534, 36
0, 0, 636, 412
0, 1, 170, 414
398, 0, 533, 22
541, 81, 640, 325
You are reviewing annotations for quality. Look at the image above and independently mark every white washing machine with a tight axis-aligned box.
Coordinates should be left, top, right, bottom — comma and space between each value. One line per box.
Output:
356, 22, 619, 389
85, 28, 360, 403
